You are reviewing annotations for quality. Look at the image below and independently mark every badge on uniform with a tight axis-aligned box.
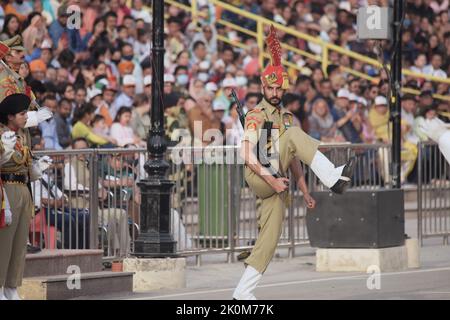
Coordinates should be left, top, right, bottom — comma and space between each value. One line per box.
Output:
283, 113, 292, 129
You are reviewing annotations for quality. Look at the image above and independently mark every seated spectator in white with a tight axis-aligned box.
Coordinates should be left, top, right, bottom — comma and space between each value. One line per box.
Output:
415, 105, 450, 165
423, 53, 447, 78
33, 169, 90, 249
64, 138, 130, 256
410, 53, 427, 75
110, 106, 144, 147
111, 74, 136, 119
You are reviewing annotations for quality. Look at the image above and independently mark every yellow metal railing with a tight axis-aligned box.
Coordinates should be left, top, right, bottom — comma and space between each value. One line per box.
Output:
164, 0, 450, 101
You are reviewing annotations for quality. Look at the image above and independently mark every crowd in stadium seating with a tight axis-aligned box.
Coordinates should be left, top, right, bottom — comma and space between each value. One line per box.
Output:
1, 0, 450, 185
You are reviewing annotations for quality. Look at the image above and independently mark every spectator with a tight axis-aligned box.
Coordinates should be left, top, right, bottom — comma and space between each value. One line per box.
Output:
110, 106, 143, 147
64, 138, 130, 256
71, 103, 114, 147
309, 98, 343, 142
423, 53, 447, 78
0, 14, 20, 41
369, 96, 390, 143
244, 92, 261, 113
4, 0, 33, 23
39, 93, 61, 150
111, 74, 136, 119
130, 93, 150, 140
54, 98, 72, 149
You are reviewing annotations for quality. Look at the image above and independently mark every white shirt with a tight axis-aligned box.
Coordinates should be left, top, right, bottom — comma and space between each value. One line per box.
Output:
418, 117, 450, 142
423, 65, 447, 79
32, 173, 64, 208
110, 123, 135, 147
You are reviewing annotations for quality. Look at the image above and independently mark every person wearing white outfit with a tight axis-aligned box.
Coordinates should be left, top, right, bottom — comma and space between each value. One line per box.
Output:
416, 106, 450, 164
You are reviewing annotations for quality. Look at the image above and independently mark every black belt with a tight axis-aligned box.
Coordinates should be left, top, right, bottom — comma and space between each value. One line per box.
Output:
1, 173, 29, 184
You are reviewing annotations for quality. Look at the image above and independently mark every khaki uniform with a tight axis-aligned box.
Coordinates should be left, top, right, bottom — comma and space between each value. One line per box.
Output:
242, 98, 320, 274
0, 35, 36, 109
0, 125, 34, 288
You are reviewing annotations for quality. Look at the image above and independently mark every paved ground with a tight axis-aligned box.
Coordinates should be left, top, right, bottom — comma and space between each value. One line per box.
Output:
83, 235, 450, 300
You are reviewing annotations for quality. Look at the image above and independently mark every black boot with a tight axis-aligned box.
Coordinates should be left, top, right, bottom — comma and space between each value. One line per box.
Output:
330, 156, 357, 194
27, 244, 41, 254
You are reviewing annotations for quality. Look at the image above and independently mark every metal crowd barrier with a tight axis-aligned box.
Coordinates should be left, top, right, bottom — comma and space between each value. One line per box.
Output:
417, 141, 450, 245
28, 143, 391, 262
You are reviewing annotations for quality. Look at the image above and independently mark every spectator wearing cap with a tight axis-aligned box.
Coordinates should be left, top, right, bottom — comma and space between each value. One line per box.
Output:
29, 59, 47, 82
143, 74, 152, 98
205, 82, 218, 95
111, 74, 136, 119
215, 77, 237, 113
118, 60, 135, 77
164, 73, 175, 95
369, 96, 390, 143
210, 99, 228, 145
88, 88, 104, 109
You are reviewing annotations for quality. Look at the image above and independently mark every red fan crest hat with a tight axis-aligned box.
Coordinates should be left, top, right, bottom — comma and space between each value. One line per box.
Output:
261, 25, 289, 89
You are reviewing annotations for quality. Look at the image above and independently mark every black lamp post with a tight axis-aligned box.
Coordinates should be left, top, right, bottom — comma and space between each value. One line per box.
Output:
133, 0, 177, 257
391, 0, 403, 189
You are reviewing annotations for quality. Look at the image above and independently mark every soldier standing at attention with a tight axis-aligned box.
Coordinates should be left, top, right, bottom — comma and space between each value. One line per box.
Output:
0, 93, 52, 300
233, 26, 356, 300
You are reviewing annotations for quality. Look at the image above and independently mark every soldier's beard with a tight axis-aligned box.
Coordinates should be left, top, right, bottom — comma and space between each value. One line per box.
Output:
264, 95, 281, 107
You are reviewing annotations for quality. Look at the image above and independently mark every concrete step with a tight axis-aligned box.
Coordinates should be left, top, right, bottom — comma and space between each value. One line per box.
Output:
20, 271, 134, 300
25, 249, 104, 278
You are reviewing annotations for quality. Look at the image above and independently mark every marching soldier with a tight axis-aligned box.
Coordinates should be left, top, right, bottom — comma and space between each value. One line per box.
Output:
0, 35, 52, 127
232, 26, 356, 300
0, 93, 51, 300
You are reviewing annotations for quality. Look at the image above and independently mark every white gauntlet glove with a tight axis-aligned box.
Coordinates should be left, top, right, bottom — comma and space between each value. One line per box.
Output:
0, 131, 17, 165
38, 155, 53, 171
25, 107, 54, 128
30, 156, 53, 181
1, 131, 16, 150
